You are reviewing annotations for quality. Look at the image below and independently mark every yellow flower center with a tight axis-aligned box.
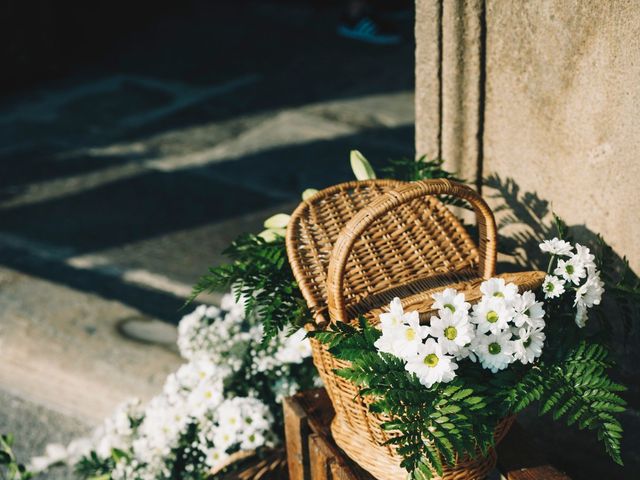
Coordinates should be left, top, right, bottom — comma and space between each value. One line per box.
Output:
493, 292, 504, 298
444, 303, 456, 312
444, 326, 457, 340
423, 353, 439, 367
405, 328, 416, 341
486, 311, 499, 323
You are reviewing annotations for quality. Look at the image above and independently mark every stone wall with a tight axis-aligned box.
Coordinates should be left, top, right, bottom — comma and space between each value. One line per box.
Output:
415, 0, 640, 271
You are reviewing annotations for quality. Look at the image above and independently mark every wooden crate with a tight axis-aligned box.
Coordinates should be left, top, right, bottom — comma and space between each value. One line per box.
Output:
284, 388, 571, 480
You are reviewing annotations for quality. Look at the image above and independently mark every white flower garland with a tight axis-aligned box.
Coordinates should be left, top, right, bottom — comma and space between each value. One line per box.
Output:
30, 293, 315, 478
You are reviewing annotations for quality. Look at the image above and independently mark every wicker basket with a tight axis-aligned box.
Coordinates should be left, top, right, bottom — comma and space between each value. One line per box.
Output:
286, 179, 545, 480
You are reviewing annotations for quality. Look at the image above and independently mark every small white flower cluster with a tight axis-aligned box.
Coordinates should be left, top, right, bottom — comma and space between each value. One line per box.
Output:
31, 292, 314, 478
177, 295, 247, 367
198, 397, 274, 469
248, 327, 314, 402
540, 238, 605, 328
374, 278, 546, 387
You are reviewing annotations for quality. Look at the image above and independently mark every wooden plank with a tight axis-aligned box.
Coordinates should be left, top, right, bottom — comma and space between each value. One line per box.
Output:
309, 434, 334, 480
293, 389, 375, 480
289, 389, 569, 480
497, 423, 571, 480
283, 396, 311, 480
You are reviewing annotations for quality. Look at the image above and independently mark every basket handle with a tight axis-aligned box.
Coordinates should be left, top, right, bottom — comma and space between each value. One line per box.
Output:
325, 179, 497, 325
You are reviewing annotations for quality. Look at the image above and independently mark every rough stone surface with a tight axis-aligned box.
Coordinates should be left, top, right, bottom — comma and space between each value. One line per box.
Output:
0, 266, 182, 423
483, 0, 640, 272
0, 390, 90, 479
415, 2, 639, 478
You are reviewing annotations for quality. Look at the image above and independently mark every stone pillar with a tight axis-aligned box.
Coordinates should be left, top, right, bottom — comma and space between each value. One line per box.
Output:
415, 0, 640, 271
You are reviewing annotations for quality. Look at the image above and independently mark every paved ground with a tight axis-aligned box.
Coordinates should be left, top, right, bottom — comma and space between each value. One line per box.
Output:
0, 0, 415, 474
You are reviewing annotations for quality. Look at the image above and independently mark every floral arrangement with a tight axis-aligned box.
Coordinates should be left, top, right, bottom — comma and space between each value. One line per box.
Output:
19, 152, 637, 480
313, 233, 625, 479
373, 277, 546, 388
29, 294, 317, 479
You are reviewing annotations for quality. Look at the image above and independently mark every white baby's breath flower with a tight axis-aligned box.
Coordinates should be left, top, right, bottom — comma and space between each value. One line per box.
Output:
187, 379, 224, 420
429, 309, 474, 355
274, 328, 312, 364
542, 275, 565, 299
240, 430, 266, 450
539, 237, 573, 256
512, 291, 545, 328
431, 288, 470, 316
473, 331, 515, 373
471, 296, 514, 334
479, 278, 518, 304
405, 339, 458, 387
203, 446, 230, 470
213, 427, 237, 450
220, 293, 245, 319
554, 257, 586, 285
513, 327, 545, 364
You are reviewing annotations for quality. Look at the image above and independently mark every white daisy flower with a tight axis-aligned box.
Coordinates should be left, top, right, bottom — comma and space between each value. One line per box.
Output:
539, 237, 573, 256
512, 291, 545, 328
554, 257, 586, 285
379, 297, 407, 330
405, 339, 458, 388
453, 344, 477, 362
373, 329, 397, 356
575, 274, 605, 309
431, 288, 470, 316
575, 303, 588, 328
513, 327, 545, 364
573, 243, 596, 271
542, 275, 566, 299
480, 278, 518, 304
429, 309, 474, 355
389, 314, 430, 359
473, 332, 515, 373
471, 296, 514, 334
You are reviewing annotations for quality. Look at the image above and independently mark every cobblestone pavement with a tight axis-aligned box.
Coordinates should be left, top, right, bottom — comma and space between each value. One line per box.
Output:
0, 0, 415, 472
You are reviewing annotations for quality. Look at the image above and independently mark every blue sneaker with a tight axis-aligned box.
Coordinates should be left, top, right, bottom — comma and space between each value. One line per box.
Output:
337, 15, 402, 45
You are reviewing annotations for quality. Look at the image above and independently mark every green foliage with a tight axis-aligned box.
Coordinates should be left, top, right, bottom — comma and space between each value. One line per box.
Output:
74, 451, 113, 479
312, 320, 499, 480
538, 342, 625, 465
313, 315, 628, 478
0, 435, 32, 480
380, 156, 463, 183
189, 235, 310, 341
381, 156, 471, 211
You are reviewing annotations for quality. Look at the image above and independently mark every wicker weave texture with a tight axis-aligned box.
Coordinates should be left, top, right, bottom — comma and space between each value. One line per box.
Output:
286, 179, 545, 480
